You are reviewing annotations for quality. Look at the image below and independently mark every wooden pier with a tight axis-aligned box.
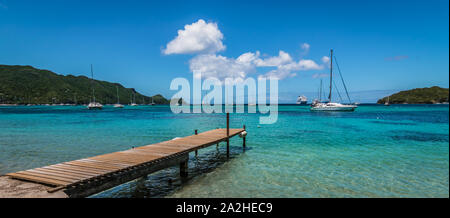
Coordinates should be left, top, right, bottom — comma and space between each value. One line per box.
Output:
3, 122, 246, 198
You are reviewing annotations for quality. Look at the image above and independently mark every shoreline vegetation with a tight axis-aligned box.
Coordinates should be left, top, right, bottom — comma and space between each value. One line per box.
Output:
0, 65, 169, 105
377, 86, 449, 104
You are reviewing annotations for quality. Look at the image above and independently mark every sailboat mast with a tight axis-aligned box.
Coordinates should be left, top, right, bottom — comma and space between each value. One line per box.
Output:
319, 79, 323, 101
116, 86, 120, 104
91, 64, 95, 103
328, 49, 333, 102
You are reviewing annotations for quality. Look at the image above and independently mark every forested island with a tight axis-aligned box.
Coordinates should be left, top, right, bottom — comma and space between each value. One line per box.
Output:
377, 86, 449, 104
0, 65, 169, 105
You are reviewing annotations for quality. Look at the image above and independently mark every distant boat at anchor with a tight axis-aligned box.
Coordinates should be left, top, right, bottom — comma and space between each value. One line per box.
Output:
130, 92, 138, 106
296, 95, 308, 105
113, 86, 124, 108
87, 64, 103, 110
385, 96, 390, 106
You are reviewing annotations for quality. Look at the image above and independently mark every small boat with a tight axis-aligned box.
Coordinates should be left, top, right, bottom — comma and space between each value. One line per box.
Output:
88, 102, 103, 109
310, 49, 357, 112
113, 86, 124, 108
385, 96, 390, 106
87, 64, 103, 110
296, 95, 307, 105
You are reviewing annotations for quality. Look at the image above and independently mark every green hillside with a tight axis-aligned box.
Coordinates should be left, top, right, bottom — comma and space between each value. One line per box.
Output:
0, 65, 169, 105
377, 86, 449, 104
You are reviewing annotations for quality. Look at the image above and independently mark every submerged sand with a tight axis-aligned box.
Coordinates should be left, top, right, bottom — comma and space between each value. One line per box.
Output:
0, 176, 68, 198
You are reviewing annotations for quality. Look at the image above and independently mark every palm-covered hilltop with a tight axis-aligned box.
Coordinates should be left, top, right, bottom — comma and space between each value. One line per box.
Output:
378, 86, 449, 104
0, 65, 169, 105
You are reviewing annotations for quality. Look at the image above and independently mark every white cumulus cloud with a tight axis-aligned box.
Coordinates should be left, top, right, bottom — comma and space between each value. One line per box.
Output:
259, 57, 324, 80
163, 19, 225, 55
164, 20, 327, 81
255, 51, 292, 67
189, 50, 324, 81
321, 56, 330, 63
189, 54, 256, 81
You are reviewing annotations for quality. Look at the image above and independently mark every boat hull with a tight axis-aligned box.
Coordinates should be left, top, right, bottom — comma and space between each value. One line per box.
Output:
87, 106, 103, 110
87, 102, 103, 110
310, 103, 357, 112
310, 106, 355, 111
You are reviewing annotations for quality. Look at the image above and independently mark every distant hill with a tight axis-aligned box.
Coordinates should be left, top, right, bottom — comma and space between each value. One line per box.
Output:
0, 65, 169, 105
377, 86, 449, 104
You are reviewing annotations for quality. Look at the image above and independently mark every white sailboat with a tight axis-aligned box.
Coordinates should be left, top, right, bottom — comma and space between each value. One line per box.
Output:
87, 64, 103, 110
113, 86, 124, 108
150, 97, 155, 105
310, 49, 357, 112
385, 96, 390, 106
130, 92, 138, 106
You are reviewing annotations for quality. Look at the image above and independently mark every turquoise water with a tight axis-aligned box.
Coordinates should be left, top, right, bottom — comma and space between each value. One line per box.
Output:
0, 105, 448, 197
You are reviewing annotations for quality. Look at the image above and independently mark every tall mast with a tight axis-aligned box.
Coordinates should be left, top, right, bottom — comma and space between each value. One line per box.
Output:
328, 49, 333, 102
116, 86, 120, 104
91, 64, 95, 103
319, 79, 323, 101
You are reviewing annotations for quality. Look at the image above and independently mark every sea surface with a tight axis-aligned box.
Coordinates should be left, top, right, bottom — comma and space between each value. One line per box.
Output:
0, 104, 448, 197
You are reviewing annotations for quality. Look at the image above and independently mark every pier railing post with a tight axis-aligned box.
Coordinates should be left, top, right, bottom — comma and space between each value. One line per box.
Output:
226, 113, 230, 158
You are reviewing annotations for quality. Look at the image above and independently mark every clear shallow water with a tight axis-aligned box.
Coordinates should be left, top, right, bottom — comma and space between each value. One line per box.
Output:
0, 105, 448, 198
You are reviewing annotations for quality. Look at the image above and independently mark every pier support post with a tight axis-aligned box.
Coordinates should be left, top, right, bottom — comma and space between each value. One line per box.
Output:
195, 130, 198, 157
180, 160, 188, 178
226, 113, 230, 158
243, 125, 246, 150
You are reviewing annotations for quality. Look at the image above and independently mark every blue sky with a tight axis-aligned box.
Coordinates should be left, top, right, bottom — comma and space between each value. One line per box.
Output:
0, 0, 448, 103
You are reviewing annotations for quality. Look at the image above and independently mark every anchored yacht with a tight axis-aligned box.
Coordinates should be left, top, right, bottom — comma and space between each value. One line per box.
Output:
87, 64, 103, 110
310, 49, 357, 112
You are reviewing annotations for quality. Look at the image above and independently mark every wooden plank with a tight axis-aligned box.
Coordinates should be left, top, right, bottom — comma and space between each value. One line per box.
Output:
27, 169, 88, 181
42, 166, 100, 177
89, 157, 149, 164
120, 149, 168, 157
10, 171, 76, 183
142, 144, 186, 151
15, 170, 79, 183
52, 164, 111, 174
91, 153, 161, 163
63, 162, 119, 172
33, 168, 94, 179
7, 173, 69, 186
69, 160, 125, 170
88, 156, 147, 165
91, 156, 159, 165
78, 159, 132, 168
65, 161, 122, 171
